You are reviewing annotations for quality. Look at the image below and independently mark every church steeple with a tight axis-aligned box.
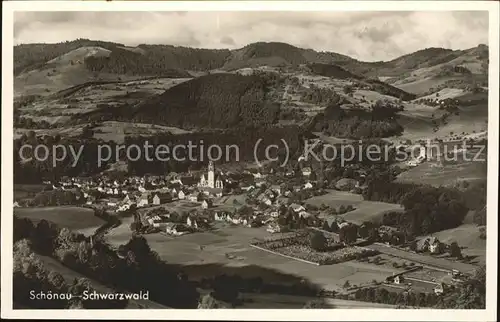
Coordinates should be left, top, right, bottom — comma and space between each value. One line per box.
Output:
208, 161, 215, 188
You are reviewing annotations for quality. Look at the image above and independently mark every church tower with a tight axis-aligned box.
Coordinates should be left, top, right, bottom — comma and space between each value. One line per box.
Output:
208, 161, 215, 188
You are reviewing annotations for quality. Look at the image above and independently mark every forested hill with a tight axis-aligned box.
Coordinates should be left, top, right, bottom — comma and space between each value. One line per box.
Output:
84, 45, 230, 76
79, 73, 283, 129
14, 39, 124, 75
15, 38, 488, 80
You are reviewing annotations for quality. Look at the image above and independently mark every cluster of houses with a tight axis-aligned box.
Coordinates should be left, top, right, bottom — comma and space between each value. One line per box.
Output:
385, 267, 467, 296
386, 272, 447, 295
43, 161, 233, 211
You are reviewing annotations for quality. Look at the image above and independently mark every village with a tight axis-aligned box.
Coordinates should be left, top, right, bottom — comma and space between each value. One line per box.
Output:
13, 147, 482, 301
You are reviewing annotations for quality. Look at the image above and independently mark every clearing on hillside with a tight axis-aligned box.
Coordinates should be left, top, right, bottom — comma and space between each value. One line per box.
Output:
14, 206, 103, 235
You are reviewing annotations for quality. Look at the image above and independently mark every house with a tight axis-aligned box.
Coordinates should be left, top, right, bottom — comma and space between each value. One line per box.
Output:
257, 194, 272, 206
13, 201, 20, 208
255, 180, 266, 187
429, 238, 444, 254
290, 203, 306, 213
418, 237, 443, 254
152, 193, 171, 205
137, 193, 150, 207
406, 160, 419, 167
241, 185, 256, 192
178, 190, 186, 200
270, 185, 281, 195
394, 275, 404, 284
188, 194, 199, 202
299, 211, 313, 219
253, 172, 262, 179
201, 199, 213, 209
302, 167, 312, 176
214, 212, 228, 221
186, 216, 198, 229
117, 203, 132, 212
269, 211, 279, 218
421, 237, 444, 254
122, 194, 132, 205
304, 182, 313, 189
434, 283, 445, 295
267, 223, 286, 233
165, 223, 189, 236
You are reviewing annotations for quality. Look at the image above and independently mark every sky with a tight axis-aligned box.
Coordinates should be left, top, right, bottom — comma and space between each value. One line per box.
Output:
14, 11, 489, 61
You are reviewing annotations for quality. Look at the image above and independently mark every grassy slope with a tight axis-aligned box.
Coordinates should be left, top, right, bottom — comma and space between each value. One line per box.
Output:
14, 206, 104, 234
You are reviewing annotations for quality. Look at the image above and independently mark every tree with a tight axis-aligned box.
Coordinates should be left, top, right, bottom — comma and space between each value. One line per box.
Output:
449, 242, 462, 259
343, 280, 351, 289
339, 224, 358, 244
197, 293, 228, 309
409, 240, 417, 252
322, 221, 331, 232
310, 231, 327, 251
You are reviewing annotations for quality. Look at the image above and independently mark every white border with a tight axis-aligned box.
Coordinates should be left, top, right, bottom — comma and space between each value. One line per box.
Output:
2, 1, 498, 321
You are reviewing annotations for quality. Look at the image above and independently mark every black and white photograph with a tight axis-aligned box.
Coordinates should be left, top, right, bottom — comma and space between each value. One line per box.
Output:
1, 1, 498, 320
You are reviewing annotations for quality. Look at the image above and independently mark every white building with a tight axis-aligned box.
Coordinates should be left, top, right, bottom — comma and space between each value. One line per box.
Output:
199, 161, 224, 189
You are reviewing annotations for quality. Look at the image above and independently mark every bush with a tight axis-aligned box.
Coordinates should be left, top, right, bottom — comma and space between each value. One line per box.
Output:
310, 231, 327, 252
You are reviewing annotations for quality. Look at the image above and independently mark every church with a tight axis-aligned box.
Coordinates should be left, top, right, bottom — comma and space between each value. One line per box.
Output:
198, 161, 224, 189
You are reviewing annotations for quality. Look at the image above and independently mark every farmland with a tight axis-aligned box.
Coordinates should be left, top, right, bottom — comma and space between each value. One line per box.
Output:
306, 190, 404, 224
14, 206, 103, 235
14, 184, 46, 200
418, 224, 486, 265
396, 150, 487, 187
366, 243, 479, 274
105, 225, 407, 293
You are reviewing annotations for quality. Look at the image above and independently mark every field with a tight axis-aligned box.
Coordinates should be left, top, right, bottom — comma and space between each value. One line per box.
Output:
105, 224, 406, 293
14, 206, 104, 235
93, 121, 190, 143
306, 190, 403, 225
14, 184, 46, 200
366, 243, 479, 274
396, 151, 487, 187
419, 224, 486, 265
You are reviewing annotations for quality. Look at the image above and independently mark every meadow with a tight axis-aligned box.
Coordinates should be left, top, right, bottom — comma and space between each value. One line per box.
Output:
306, 190, 403, 225
14, 206, 104, 235
105, 224, 405, 293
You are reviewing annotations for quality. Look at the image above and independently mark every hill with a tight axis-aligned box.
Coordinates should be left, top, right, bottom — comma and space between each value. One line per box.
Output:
85, 44, 229, 75
388, 45, 489, 95
14, 46, 129, 96
80, 73, 282, 129
15, 39, 488, 97
223, 42, 308, 70
14, 39, 123, 75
